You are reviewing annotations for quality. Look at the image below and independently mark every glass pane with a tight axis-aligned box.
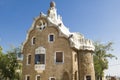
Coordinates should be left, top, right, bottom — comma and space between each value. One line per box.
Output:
35, 54, 45, 64
37, 76, 40, 80
86, 76, 91, 80
35, 54, 40, 64
50, 35, 54, 41
51, 78, 55, 80
56, 52, 63, 62
33, 37, 36, 44
27, 76, 30, 80
40, 54, 45, 64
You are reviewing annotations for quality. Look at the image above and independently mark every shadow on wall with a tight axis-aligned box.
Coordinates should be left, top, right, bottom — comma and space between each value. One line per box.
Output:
62, 71, 70, 80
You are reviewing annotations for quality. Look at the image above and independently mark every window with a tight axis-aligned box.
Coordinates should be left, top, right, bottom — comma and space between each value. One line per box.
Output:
32, 37, 36, 45
35, 54, 45, 64
36, 75, 40, 80
55, 52, 64, 63
27, 55, 31, 65
86, 75, 91, 80
75, 71, 77, 80
26, 75, 30, 80
48, 34, 54, 42
35, 47, 46, 64
49, 77, 56, 80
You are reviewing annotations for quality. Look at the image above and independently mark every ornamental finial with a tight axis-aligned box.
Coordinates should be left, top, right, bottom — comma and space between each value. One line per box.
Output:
50, 1, 56, 7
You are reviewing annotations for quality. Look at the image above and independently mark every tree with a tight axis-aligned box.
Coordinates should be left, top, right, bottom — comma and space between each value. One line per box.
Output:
93, 41, 117, 80
0, 46, 21, 80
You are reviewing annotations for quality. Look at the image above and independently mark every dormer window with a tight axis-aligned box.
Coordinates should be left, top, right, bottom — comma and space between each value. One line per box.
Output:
48, 33, 54, 42
32, 37, 36, 45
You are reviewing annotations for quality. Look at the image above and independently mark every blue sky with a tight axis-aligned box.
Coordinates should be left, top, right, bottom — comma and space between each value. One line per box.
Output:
0, 0, 120, 76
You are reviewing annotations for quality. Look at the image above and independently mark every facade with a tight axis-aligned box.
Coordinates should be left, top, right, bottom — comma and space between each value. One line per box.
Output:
22, 1, 95, 80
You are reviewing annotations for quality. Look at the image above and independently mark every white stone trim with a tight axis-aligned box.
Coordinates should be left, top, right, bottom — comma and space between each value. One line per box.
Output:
35, 46, 46, 54
35, 75, 40, 80
35, 46, 46, 64
49, 77, 56, 80
25, 74, 30, 80
34, 46, 46, 72
55, 51, 64, 64
48, 33, 55, 43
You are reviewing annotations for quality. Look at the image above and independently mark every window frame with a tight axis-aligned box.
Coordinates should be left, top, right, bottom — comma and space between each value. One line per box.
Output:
49, 77, 56, 80
84, 75, 91, 80
35, 54, 45, 64
25, 75, 30, 80
55, 51, 64, 64
35, 47, 46, 65
48, 33, 55, 43
31, 36, 36, 45
26, 54, 31, 65
36, 75, 40, 80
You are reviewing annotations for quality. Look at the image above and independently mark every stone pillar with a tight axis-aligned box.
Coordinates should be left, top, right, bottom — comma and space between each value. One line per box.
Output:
78, 50, 95, 80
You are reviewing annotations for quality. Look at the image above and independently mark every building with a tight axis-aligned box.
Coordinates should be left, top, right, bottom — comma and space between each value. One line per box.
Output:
22, 1, 95, 80
106, 76, 120, 80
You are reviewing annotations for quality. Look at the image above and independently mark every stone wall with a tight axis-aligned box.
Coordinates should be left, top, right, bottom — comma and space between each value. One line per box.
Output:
22, 26, 73, 80
78, 50, 95, 80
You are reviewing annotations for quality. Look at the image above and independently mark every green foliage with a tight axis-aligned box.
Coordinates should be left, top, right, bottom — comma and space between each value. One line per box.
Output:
0, 46, 21, 80
93, 41, 117, 80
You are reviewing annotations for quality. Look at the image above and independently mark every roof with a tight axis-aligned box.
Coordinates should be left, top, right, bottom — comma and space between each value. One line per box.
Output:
22, 2, 95, 52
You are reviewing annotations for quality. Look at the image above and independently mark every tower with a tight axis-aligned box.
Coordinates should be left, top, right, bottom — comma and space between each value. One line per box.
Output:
78, 39, 95, 80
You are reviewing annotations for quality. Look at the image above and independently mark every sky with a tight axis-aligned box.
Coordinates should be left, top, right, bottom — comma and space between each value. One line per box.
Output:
0, 0, 120, 76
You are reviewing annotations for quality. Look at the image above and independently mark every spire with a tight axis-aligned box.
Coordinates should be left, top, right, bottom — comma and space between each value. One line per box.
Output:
47, 1, 57, 21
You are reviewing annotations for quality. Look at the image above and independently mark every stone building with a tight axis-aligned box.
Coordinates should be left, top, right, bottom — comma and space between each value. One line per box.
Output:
22, 1, 95, 80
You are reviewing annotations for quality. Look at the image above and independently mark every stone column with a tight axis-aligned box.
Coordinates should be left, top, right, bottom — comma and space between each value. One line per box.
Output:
78, 50, 95, 80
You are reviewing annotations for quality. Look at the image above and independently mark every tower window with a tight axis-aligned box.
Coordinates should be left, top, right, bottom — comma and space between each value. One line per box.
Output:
55, 52, 64, 63
48, 34, 54, 42
27, 54, 31, 65
86, 75, 91, 80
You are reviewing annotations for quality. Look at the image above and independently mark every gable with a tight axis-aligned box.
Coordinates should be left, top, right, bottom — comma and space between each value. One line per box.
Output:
22, 1, 95, 53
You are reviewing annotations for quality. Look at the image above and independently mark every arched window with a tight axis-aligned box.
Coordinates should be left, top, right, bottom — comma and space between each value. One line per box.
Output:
31, 37, 36, 45
27, 54, 31, 65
